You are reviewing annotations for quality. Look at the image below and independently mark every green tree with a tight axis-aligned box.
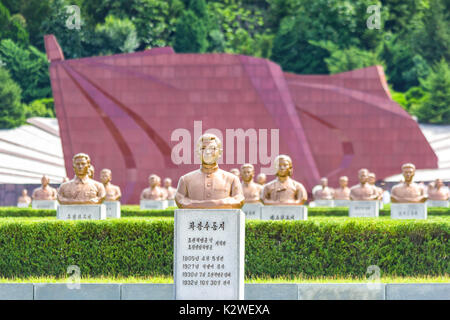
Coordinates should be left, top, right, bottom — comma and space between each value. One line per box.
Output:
173, 10, 207, 53
412, 59, 450, 124
24, 98, 55, 119
0, 3, 29, 46
314, 41, 384, 74
0, 67, 24, 129
131, 0, 184, 49
95, 15, 140, 55
0, 39, 51, 104
411, 0, 450, 65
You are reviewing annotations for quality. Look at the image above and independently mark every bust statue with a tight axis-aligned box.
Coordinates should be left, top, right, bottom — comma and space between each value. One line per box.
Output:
368, 172, 383, 200
427, 179, 449, 201
141, 174, 167, 200
256, 173, 267, 185
57, 153, 106, 204
334, 176, 351, 200
163, 177, 177, 200
17, 189, 31, 205
32, 175, 57, 200
240, 163, 262, 203
391, 163, 427, 203
349, 168, 379, 201
313, 177, 335, 200
262, 155, 307, 205
175, 133, 244, 209
100, 169, 122, 201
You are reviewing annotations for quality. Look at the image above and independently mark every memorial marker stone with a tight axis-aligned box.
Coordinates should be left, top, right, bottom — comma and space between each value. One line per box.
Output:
260, 206, 307, 221
426, 200, 449, 208
104, 201, 121, 218
140, 200, 168, 210
349, 201, 379, 217
57, 204, 106, 220
334, 200, 350, 207
391, 203, 427, 219
241, 203, 262, 220
32, 200, 58, 210
174, 209, 245, 300
314, 200, 335, 207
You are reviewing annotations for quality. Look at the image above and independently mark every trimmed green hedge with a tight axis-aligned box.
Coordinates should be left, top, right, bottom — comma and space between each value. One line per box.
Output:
1, 205, 449, 218
0, 218, 447, 278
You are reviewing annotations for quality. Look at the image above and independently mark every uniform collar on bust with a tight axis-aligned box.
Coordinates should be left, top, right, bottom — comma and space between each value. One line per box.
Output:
74, 175, 89, 184
200, 163, 219, 174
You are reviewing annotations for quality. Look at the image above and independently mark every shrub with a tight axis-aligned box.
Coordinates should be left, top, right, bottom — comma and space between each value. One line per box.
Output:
0, 216, 447, 278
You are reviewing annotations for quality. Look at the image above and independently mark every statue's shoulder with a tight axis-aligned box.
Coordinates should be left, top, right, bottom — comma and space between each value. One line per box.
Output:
180, 169, 202, 181
217, 169, 238, 181
391, 182, 404, 191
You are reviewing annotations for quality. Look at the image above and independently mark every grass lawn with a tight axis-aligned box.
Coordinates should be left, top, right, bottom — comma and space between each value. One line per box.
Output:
0, 275, 448, 283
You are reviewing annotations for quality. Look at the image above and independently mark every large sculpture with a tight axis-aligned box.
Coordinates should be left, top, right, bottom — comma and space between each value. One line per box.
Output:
57, 153, 106, 204
32, 175, 57, 200
262, 155, 307, 205
140, 174, 167, 200
45, 35, 438, 204
175, 133, 244, 209
349, 169, 379, 201
240, 163, 262, 203
313, 177, 334, 200
334, 176, 350, 200
391, 163, 427, 203
427, 179, 449, 201
100, 169, 122, 201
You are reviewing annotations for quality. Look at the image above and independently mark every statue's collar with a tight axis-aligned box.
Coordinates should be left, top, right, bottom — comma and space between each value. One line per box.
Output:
200, 164, 219, 174
74, 175, 89, 184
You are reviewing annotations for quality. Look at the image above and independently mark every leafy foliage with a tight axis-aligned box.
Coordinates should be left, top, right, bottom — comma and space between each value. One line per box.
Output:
0, 216, 447, 277
0, 67, 24, 129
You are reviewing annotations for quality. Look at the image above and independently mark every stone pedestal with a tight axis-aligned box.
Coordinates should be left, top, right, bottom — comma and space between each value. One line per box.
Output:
426, 200, 449, 208
379, 201, 384, 210
167, 200, 176, 207
17, 203, 30, 208
140, 200, 168, 210
391, 203, 427, 220
57, 205, 106, 220
32, 200, 58, 210
241, 203, 262, 220
314, 200, 335, 207
334, 200, 350, 207
349, 201, 379, 218
260, 206, 308, 221
104, 201, 121, 218
174, 209, 245, 300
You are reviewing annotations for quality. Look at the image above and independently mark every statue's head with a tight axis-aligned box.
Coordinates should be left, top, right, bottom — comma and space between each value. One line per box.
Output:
41, 175, 50, 187
320, 177, 328, 187
72, 153, 91, 178
358, 168, 369, 184
163, 177, 172, 188
256, 173, 267, 185
435, 178, 444, 189
368, 172, 376, 185
100, 169, 112, 184
149, 174, 161, 188
21, 189, 28, 196
240, 164, 255, 183
401, 163, 415, 183
275, 155, 292, 178
196, 133, 222, 165
230, 168, 240, 178
339, 176, 348, 188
